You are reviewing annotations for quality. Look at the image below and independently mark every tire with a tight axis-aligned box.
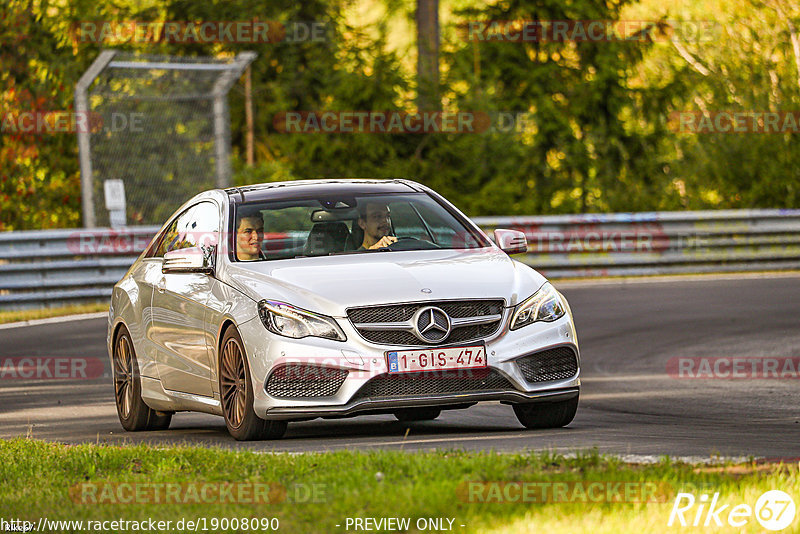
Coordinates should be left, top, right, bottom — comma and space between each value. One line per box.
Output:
112, 325, 172, 431
219, 326, 287, 441
513, 395, 579, 429
394, 407, 442, 422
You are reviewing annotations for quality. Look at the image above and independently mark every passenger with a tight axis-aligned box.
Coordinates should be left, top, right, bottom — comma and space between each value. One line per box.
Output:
236, 208, 265, 261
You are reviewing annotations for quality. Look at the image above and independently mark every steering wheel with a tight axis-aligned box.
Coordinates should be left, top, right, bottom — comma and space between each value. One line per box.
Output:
386, 236, 440, 251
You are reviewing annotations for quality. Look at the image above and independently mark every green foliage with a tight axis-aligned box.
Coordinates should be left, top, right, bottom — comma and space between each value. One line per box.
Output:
2, 0, 800, 230
0, 1, 83, 230
643, 0, 800, 209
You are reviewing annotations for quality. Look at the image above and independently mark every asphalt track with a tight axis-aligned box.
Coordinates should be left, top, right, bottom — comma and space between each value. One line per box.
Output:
2, 275, 799, 458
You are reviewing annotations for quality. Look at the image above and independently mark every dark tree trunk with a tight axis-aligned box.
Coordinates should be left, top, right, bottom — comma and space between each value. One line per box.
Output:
416, 0, 440, 110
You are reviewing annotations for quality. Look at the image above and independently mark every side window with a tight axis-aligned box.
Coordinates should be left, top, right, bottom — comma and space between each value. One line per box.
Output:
150, 202, 220, 258
151, 217, 181, 258
185, 203, 221, 260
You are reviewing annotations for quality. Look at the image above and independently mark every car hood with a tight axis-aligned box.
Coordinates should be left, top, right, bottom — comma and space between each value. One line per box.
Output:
222, 248, 546, 317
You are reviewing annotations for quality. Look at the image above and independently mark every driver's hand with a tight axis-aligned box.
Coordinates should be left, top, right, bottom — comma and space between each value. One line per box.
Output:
369, 236, 398, 249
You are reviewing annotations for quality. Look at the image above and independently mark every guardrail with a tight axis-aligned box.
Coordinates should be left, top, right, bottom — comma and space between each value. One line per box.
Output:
473, 208, 800, 278
0, 226, 159, 310
1, 209, 799, 309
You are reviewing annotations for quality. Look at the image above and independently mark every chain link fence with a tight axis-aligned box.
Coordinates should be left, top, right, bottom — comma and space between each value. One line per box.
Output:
75, 50, 255, 227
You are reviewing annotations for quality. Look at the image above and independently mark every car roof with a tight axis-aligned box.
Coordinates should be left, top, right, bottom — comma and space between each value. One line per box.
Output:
225, 179, 425, 203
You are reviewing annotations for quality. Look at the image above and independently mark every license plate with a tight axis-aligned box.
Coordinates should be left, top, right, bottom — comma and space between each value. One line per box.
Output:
386, 345, 486, 373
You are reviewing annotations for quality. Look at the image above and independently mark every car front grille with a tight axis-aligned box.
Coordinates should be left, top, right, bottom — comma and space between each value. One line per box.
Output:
350, 368, 517, 402
516, 346, 579, 383
347, 299, 505, 346
265, 364, 349, 398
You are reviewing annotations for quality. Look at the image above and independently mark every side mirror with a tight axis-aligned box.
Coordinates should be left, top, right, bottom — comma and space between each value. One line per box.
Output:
494, 229, 528, 255
162, 247, 214, 274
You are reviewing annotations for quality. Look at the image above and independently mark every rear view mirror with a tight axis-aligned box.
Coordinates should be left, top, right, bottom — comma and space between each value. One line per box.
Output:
310, 208, 358, 222
494, 229, 528, 254
162, 247, 214, 274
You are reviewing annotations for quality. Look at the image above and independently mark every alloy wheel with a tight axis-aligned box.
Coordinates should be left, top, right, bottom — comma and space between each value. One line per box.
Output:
113, 334, 134, 419
220, 337, 247, 428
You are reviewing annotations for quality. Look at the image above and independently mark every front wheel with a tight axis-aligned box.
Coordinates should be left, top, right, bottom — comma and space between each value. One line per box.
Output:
513, 395, 578, 429
113, 325, 172, 431
219, 326, 287, 441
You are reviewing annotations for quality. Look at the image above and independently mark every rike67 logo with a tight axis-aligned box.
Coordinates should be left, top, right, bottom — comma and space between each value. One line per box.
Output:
669, 490, 796, 531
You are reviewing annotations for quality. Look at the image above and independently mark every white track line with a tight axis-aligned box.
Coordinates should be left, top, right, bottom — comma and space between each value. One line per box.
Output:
554, 270, 800, 288
0, 312, 108, 330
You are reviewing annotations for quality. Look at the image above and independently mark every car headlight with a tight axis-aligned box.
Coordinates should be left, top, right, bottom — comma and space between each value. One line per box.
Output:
510, 282, 565, 330
258, 300, 346, 341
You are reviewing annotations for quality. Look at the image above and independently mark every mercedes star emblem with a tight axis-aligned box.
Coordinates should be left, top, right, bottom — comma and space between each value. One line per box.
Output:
413, 306, 451, 343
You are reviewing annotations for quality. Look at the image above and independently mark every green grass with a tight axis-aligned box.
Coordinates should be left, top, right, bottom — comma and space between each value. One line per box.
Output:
1, 439, 797, 533
0, 303, 107, 324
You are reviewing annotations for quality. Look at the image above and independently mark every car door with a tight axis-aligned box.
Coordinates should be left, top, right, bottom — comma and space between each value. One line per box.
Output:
135, 223, 179, 380
150, 202, 220, 397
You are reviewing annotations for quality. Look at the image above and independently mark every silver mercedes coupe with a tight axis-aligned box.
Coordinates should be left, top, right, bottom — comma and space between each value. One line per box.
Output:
108, 179, 580, 440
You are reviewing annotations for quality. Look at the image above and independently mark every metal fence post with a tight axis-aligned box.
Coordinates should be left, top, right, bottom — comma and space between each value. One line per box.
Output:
212, 94, 232, 189
212, 52, 257, 189
75, 50, 117, 229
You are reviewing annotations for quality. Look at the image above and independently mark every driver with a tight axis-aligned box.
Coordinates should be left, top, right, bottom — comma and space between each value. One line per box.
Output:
358, 202, 398, 250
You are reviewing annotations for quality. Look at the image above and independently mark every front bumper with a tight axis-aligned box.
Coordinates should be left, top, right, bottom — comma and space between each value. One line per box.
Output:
264, 387, 579, 420
236, 307, 580, 420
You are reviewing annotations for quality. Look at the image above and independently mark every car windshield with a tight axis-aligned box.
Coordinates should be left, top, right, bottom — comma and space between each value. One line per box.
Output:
232, 193, 489, 261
